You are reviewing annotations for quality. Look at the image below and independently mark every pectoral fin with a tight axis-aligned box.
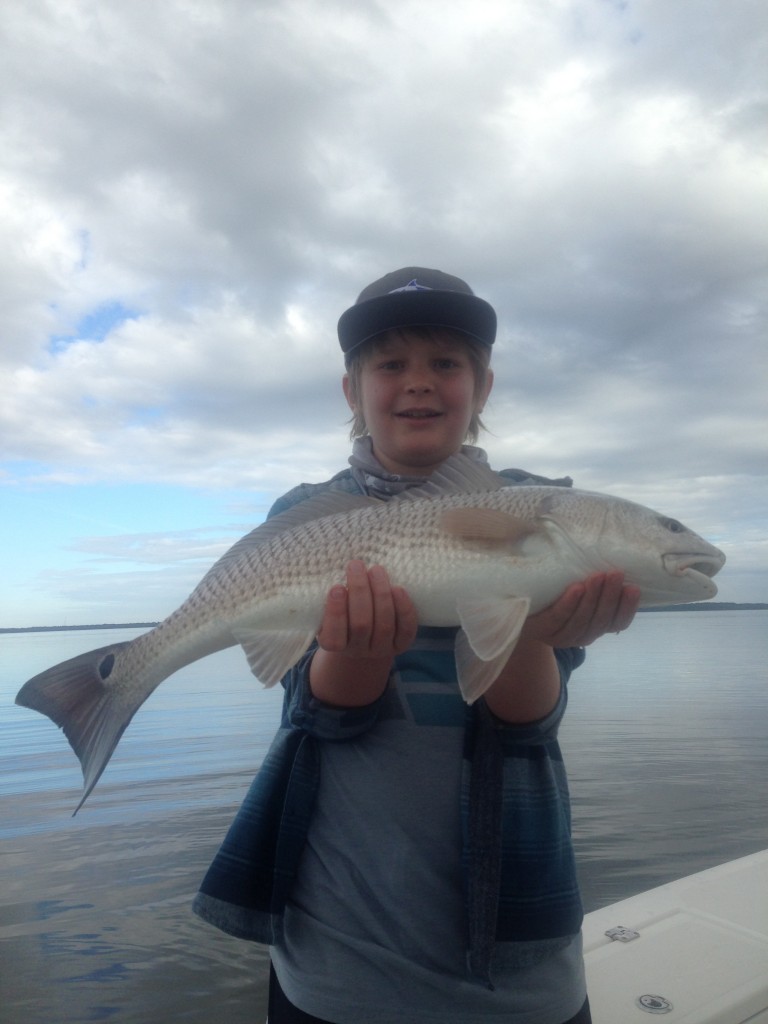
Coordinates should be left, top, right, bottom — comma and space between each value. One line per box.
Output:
233, 627, 317, 686
440, 507, 538, 546
454, 595, 531, 703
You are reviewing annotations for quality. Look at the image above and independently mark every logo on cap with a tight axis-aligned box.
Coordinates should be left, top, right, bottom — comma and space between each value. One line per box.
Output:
388, 279, 433, 294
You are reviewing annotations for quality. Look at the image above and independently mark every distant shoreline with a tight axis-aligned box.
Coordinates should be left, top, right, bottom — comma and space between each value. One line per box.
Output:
638, 602, 768, 613
1, 603, 766, 633
1, 622, 160, 634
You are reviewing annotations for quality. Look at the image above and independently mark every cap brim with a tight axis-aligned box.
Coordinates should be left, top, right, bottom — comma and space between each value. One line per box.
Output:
337, 290, 497, 354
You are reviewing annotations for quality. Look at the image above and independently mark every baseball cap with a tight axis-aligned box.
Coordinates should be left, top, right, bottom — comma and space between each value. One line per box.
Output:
337, 266, 497, 356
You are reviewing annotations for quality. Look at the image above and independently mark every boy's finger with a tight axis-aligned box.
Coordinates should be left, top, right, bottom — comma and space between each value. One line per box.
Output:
317, 585, 351, 651
391, 585, 419, 652
575, 573, 641, 643
367, 565, 396, 648
614, 585, 641, 632
345, 560, 373, 644
582, 572, 625, 637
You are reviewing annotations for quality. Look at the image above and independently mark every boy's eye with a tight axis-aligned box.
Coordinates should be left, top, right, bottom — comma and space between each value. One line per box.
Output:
372, 355, 466, 372
434, 358, 463, 370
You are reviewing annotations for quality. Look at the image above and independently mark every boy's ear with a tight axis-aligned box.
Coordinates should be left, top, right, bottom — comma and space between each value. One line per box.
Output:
477, 367, 494, 412
342, 373, 356, 411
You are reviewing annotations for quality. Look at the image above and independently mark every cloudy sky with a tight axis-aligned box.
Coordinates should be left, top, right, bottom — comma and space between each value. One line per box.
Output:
1, 0, 766, 627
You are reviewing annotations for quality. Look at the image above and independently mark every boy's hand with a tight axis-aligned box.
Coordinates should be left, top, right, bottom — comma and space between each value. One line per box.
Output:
521, 571, 641, 649
317, 560, 419, 659
310, 561, 418, 707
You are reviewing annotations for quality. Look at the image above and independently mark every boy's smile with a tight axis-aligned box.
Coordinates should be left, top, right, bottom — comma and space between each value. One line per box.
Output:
343, 333, 493, 477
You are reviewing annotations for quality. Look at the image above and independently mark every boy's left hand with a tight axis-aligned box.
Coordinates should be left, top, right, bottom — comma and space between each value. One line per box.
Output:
521, 571, 641, 649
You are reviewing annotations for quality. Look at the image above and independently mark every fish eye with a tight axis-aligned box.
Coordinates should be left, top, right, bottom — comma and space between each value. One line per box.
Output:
660, 516, 686, 534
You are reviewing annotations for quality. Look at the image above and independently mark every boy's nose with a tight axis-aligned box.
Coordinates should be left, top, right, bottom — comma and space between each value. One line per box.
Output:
406, 370, 434, 392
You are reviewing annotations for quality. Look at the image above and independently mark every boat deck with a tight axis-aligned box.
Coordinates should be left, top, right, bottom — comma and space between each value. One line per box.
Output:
583, 848, 768, 1023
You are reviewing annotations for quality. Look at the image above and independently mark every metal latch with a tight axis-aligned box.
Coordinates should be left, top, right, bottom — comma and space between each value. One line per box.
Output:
605, 925, 640, 942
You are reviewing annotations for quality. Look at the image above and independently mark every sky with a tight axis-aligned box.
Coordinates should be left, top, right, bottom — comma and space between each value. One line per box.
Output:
1, 0, 766, 627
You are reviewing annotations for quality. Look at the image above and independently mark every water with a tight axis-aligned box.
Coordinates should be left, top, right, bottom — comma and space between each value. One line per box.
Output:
562, 611, 768, 908
2, 613, 767, 1022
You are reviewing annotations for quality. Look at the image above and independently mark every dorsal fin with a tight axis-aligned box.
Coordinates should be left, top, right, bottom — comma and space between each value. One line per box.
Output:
391, 453, 506, 502
201, 490, 380, 581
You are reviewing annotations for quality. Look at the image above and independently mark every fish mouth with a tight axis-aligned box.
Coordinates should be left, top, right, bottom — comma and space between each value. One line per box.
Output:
663, 552, 726, 581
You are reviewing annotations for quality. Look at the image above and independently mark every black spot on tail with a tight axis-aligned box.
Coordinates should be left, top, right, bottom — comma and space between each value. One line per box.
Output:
99, 654, 116, 680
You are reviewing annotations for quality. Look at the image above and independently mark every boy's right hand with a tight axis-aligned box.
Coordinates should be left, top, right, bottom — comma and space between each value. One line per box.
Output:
310, 561, 418, 707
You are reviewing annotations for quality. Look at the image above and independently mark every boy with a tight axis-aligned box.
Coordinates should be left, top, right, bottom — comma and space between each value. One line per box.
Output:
194, 268, 639, 1023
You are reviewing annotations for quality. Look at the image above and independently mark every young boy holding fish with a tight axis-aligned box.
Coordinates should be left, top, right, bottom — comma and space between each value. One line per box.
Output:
195, 268, 641, 1024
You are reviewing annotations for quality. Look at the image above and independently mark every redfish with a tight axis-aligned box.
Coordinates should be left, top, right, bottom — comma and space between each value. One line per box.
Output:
16, 455, 725, 811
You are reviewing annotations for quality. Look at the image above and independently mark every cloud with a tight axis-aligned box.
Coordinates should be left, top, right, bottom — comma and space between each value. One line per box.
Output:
0, 0, 766, 618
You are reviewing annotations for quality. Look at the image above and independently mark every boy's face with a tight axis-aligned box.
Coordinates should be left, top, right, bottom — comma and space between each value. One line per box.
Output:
343, 332, 493, 476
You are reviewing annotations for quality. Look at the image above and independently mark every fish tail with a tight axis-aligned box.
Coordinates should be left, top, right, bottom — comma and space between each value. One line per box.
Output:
15, 641, 142, 814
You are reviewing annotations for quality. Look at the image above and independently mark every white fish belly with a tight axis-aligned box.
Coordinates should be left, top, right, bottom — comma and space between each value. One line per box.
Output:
232, 582, 334, 632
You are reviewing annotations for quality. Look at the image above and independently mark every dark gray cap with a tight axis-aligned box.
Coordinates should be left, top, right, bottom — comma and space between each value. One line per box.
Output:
337, 266, 497, 356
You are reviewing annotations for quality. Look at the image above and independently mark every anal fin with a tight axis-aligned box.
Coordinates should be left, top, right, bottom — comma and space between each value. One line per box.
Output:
233, 627, 317, 687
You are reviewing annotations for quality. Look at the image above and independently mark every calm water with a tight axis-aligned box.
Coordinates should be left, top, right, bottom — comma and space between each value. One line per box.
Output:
2, 612, 767, 1023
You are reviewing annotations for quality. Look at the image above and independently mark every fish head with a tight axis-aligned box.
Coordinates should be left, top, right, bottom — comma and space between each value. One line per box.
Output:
598, 498, 726, 606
